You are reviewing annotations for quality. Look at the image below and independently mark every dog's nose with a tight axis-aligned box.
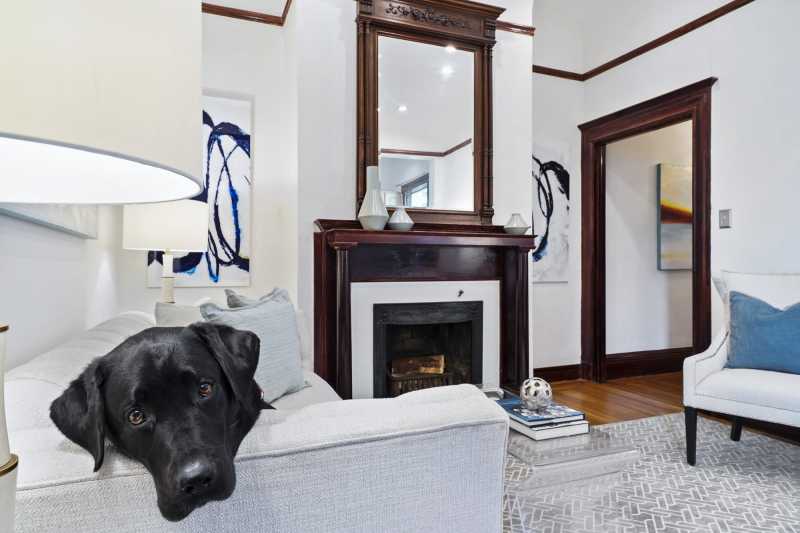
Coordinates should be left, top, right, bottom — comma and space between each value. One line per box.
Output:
177, 460, 215, 497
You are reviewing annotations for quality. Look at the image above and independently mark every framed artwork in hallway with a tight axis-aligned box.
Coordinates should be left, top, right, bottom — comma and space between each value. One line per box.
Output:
657, 163, 692, 271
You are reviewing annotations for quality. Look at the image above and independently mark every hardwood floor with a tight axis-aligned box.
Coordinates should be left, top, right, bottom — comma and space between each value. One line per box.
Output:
552, 372, 683, 425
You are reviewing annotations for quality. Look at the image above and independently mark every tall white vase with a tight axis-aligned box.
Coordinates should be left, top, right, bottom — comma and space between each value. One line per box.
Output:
358, 166, 389, 231
0, 326, 17, 533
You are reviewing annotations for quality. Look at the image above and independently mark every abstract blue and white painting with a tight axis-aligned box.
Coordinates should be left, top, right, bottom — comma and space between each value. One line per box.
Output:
532, 148, 570, 283
147, 94, 252, 287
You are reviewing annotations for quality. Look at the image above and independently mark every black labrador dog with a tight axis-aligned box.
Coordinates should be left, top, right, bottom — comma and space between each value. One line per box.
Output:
50, 322, 270, 521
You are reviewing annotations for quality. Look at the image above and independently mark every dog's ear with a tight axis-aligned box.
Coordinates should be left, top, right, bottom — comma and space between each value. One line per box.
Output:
49, 359, 106, 472
189, 322, 260, 402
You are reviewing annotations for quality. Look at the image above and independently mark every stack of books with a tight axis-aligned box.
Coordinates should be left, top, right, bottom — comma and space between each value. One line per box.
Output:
493, 390, 588, 440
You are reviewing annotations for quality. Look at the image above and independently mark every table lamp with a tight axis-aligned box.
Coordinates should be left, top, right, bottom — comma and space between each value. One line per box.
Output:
123, 201, 209, 303
0, 1, 203, 530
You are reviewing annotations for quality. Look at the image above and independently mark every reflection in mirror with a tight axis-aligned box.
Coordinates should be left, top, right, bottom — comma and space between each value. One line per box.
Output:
378, 36, 474, 211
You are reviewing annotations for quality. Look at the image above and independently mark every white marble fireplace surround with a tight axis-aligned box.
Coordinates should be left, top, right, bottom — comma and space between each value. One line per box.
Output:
350, 280, 501, 399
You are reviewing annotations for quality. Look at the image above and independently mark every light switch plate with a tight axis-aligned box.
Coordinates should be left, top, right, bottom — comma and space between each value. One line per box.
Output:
719, 209, 732, 229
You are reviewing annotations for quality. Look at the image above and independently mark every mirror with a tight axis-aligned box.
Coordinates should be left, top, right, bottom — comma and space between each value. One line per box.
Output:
378, 37, 474, 211
356, 0, 504, 225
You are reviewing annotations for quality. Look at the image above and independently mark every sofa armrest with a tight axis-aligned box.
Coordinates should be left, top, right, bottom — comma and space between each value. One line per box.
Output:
683, 330, 729, 407
237, 384, 508, 532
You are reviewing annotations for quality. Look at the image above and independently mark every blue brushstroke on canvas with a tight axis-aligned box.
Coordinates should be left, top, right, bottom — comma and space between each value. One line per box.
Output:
532, 156, 570, 262
148, 109, 250, 283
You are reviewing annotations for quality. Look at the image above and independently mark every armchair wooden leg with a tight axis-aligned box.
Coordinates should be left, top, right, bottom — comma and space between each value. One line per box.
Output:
730, 418, 743, 442
685, 407, 697, 466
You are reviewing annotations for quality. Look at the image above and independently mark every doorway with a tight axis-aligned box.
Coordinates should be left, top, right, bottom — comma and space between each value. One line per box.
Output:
578, 78, 715, 382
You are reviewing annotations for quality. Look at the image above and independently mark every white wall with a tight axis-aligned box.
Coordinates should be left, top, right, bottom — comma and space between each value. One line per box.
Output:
605, 122, 693, 354
0, 207, 119, 368
531, 2, 584, 369
433, 148, 474, 211
115, 14, 298, 315
532, 0, 800, 368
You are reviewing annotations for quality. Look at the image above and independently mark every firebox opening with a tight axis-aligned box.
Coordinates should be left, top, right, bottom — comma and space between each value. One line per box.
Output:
373, 301, 483, 398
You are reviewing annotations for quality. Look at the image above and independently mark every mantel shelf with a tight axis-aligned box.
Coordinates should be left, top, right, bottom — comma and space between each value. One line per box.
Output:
315, 219, 536, 249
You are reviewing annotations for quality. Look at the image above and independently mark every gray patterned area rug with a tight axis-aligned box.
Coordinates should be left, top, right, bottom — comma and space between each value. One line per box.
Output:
503, 413, 800, 532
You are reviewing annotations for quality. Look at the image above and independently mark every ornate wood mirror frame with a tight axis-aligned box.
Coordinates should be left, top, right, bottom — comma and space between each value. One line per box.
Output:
356, 0, 504, 225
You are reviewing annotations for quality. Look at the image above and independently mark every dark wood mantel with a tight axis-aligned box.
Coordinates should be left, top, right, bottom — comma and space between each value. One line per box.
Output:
314, 219, 534, 398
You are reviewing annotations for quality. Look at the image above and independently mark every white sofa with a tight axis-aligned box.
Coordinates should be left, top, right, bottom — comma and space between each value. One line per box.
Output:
6, 312, 508, 532
683, 271, 800, 465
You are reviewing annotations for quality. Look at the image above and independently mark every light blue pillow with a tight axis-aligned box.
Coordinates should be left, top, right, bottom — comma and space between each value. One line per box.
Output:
201, 289, 305, 402
727, 291, 800, 374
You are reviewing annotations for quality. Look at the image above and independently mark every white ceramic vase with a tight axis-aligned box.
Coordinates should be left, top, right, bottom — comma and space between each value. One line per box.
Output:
0, 327, 17, 533
504, 213, 531, 235
388, 207, 414, 231
358, 166, 389, 231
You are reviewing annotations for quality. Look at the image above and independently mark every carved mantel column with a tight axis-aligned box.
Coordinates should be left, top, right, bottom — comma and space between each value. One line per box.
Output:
333, 243, 358, 399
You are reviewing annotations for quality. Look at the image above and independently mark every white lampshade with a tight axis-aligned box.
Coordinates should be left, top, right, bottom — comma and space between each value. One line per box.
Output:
0, 0, 203, 204
123, 201, 209, 253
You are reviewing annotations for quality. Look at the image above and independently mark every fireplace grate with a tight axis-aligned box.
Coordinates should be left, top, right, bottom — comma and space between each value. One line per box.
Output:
388, 372, 453, 397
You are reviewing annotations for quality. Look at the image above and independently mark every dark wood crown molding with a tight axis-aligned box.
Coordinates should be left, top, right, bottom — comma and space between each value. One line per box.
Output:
532, 64, 585, 82
380, 138, 472, 157
202, 1, 293, 26
496, 20, 535, 37
533, 0, 755, 82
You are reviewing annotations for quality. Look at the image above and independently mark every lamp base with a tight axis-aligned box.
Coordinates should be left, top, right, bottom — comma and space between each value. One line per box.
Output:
161, 252, 176, 304
0, 327, 16, 533
0, 454, 18, 532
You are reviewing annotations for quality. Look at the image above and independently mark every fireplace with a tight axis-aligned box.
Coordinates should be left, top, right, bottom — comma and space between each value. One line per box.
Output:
314, 219, 532, 399
373, 301, 483, 398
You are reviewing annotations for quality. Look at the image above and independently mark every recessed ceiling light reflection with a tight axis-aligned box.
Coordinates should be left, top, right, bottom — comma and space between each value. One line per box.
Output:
398, 105, 408, 113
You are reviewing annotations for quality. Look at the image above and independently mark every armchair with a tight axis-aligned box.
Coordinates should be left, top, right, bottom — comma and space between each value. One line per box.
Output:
683, 271, 800, 465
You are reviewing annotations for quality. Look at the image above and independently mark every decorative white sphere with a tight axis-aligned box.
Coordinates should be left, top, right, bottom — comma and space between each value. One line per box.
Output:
520, 377, 553, 411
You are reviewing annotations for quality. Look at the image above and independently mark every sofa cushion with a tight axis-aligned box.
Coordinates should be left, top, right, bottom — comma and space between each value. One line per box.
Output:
201, 290, 305, 403
727, 291, 800, 374
271, 371, 340, 409
696, 367, 800, 412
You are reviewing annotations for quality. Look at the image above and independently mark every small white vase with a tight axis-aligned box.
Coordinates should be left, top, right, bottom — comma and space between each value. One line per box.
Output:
504, 213, 531, 235
388, 207, 414, 231
358, 166, 389, 231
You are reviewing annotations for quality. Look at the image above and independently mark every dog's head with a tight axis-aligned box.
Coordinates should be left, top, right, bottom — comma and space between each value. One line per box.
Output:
50, 323, 265, 521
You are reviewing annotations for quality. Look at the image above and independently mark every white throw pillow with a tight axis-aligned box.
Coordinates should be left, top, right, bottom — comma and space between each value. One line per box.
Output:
155, 302, 203, 327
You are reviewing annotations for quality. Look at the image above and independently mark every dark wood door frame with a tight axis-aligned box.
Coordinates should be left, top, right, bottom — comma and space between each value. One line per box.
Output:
578, 78, 716, 382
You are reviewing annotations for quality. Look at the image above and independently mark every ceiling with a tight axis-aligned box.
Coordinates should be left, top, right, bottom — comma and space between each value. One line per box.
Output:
206, 0, 286, 17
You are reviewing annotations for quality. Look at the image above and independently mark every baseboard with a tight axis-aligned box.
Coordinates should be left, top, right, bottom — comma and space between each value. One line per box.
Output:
606, 347, 694, 380
533, 364, 581, 383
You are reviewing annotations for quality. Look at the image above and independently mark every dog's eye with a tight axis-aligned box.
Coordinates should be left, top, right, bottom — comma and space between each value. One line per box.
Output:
128, 409, 146, 426
199, 382, 213, 398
